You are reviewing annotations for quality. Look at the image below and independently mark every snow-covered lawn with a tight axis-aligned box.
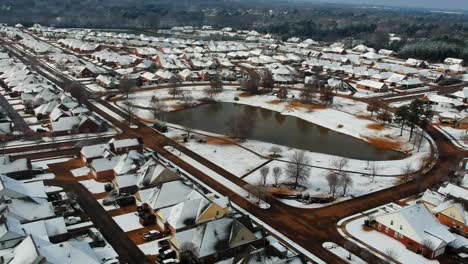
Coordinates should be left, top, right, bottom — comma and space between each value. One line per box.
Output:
71, 167, 90, 177
79, 179, 107, 194
164, 146, 270, 209
112, 213, 143, 232
182, 138, 267, 177
346, 216, 438, 264
244, 159, 398, 208
138, 239, 167, 255
436, 125, 468, 149
323, 242, 366, 264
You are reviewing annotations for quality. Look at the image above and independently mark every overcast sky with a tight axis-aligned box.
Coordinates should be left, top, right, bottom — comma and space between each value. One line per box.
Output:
307, 0, 468, 11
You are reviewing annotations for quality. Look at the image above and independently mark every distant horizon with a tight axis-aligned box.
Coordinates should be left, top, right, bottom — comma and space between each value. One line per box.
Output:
303, 0, 468, 12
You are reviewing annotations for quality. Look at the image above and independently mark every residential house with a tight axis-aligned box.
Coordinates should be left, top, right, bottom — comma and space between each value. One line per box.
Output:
373, 203, 456, 259
136, 158, 181, 188
173, 216, 261, 263
356, 80, 388, 92
158, 195, 230, 234
109, 138, 144, 155
0, 156, 33, 180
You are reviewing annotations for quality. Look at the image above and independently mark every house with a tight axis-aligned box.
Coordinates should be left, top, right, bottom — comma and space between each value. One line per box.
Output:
96, 74, 119, 89
431, 183, 468, 233
90, 156, 120, 180
135, 180, 203, 212
80, 143, 111, 163
451, 87, 468, 103
178, 69, 199, 82
406, 58, 427, 68
158, 195, 230, 234
112, 150, 145, 176
0, 215, 25, 249
378, 49, 396, 56
0, 175, 54, 222
140, 72, 160, 86
0, 156, 33, 180
173, 217, 261, 263
136, 158, 180, 188
356, 80, 388, 92
444, 58, 464, 65
422, 94, 465, 113
109, 138, 143, 154
373, 203, 456, 259
2, 235, 101, 264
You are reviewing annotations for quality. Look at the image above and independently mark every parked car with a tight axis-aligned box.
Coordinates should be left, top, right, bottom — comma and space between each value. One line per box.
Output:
102, 196, 116, 206
64, 216, 81, 225
153, 122, 168, 133
143, 230, 160, 241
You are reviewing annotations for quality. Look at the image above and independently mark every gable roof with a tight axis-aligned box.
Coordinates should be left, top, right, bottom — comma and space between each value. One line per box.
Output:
375, 204, 456, 250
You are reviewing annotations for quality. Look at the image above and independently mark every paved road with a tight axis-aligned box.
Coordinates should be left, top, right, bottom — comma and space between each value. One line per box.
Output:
4, 38, 467, 264
45, 180, 152, 264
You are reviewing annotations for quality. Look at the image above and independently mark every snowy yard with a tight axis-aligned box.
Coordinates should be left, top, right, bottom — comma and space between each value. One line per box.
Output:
138, 240, 164, 255
436, 125, 468, 149
323, 242, 366, 264
112, 213, 143, 232
346, 215, 439, 264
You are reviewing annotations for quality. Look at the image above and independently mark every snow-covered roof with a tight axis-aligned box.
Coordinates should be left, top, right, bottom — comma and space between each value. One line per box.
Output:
374, 204, 456, 250
139, 180, 202, 210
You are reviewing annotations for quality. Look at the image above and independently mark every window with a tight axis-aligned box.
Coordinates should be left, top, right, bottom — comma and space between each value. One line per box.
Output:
399, 225, 403, 230
394, 231, 398, 238
385, 227, 389, 233
378, 223, 381, 229
390, 220, 394, 225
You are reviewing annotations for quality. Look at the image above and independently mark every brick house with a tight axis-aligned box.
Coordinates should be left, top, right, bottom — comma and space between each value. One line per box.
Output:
373, 203, 456, 259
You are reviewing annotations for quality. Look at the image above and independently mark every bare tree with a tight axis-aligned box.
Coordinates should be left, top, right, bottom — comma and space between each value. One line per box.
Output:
385, 248, 398, 260
369, 163, 379, 183
332, 158, 349, 173
269, 146, 282, 157
260, 166, 269, 186
244, 181, 267, 206
149, 96, 168, 120
204, 85, 217, 100
401, 163, 413, 183
261, 69, 275, 92
411, 129, 424, 152
118, 78, 136, 99
243, 76, 260, 95
461, 130, 468, 145
421, 239, 434, 253
319, 87, 334, 105
326, 171, 339, 198
285, 150, 311, 189
300, 80, 317, 104
366, 100, 381, 117
65, 81, 88, 104
180, 90, 194, 107
339, 173, 353, 196
272, 166, 282, 187
0, 138, 6, 156
122, 99, 137, 125
377, 109, 393, 125
179, 242, 199, 264
169, 85, 182, 99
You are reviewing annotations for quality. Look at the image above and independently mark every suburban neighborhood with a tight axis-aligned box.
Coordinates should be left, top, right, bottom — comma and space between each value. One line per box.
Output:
0, 1, 467, 263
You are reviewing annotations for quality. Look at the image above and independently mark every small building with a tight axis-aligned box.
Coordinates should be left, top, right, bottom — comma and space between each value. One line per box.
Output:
90, 156, 120, 180
109, 138, 144, 155
356, 80, 388, 92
